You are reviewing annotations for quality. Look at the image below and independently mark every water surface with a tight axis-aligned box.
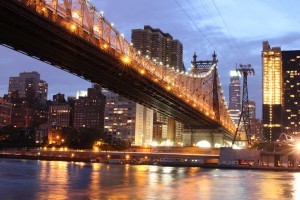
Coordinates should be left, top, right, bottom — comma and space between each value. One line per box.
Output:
0, 158, 299, 200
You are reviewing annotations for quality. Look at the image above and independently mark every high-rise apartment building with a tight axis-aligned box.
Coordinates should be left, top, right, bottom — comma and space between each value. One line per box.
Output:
132, 25, 185, 71
103, 89, 136, 141
228, 70, 241, 125
73, 85, 106, 130
102, 89, 153, 146
282, 50, 300, 135
134, 104, 153, 146
262, 41, 282, 141
8, 71, 48, 105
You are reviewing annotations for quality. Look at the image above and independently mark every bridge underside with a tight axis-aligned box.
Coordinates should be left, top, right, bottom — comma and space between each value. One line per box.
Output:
0, 1, 223, 129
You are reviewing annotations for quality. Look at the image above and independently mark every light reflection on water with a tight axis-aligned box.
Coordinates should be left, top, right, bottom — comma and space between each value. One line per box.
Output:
0, 158, 299, 199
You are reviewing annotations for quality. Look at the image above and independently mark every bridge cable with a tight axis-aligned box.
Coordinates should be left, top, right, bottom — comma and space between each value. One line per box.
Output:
197, 0, 240, 65
211, 0, 244, 62
174, 0, 217, 51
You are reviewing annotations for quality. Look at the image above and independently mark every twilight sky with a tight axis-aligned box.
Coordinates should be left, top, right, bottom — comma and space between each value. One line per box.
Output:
1, 0, 300, 119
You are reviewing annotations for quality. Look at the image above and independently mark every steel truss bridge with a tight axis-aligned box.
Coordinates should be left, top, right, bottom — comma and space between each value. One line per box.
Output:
0, 0, 236, 137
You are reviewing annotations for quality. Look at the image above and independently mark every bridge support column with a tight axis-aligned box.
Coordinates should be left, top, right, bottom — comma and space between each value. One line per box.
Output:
167, 118, 175, 142
182, 128, 230, 147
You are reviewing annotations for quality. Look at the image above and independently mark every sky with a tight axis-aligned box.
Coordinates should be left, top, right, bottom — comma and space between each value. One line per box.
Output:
1, 0, 300, 119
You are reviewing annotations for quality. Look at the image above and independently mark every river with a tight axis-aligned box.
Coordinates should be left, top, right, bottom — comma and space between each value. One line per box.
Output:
0, 158, 299, 200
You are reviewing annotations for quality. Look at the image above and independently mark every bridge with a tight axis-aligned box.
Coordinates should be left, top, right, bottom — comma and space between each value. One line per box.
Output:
0, 0, 236, 145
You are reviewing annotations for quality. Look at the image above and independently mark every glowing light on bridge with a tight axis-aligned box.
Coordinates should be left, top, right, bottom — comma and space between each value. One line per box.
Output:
122, 56, 131, 64
70, 24, 76, 31
103, 44, 108, 49
72, 12, 80, 19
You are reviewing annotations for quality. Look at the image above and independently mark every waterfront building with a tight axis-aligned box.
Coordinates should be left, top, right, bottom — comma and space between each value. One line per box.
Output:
73, 85, 106, 130
282, 50, 300, 135
35, 124, 52, 144
47, 126, 64, 145
262, 41, 282, 141
102, 89, 153, 146
48, 95, 71, 127
0, 98, 12, 127
8, 71, 48, 105
228, 70, 241, 125
102, 89, 136, 142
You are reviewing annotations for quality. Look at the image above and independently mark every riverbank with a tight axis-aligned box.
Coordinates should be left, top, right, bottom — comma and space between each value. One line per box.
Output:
1, 151, 300, 172
0, 149, 218, 166
198, 163, 300, 172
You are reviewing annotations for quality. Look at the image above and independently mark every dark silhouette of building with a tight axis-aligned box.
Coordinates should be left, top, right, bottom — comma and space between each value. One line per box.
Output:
282, 50, 300, 135
8, 71, 48, 105
53, 93, 66, 104
48, 93, 71, 127
73, 85, 106, 130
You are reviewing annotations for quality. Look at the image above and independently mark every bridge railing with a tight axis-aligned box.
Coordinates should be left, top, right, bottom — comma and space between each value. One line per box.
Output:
16, 0, 236, 133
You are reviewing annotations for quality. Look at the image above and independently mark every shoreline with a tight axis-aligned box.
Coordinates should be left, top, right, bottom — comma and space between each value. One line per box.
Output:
1, 153, 300, 172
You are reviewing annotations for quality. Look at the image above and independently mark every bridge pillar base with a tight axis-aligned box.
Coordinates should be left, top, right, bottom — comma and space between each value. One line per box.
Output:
182, 128, 230, 147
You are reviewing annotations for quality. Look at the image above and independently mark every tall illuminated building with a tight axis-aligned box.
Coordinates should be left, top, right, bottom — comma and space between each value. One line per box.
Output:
282, 50, 300, 135
102, 89, 153, 146
262, 41, 282, 141
228, 70, 241, 125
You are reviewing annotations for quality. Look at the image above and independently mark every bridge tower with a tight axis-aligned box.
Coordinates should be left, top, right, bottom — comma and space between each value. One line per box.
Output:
232, 64, 255, 146
191, 51, 220, 122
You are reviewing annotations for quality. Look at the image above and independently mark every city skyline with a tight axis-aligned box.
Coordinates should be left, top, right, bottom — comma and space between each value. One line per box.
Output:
1, 1, 300, 119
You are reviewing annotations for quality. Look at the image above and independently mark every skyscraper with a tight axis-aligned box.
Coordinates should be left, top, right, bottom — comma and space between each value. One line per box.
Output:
247, 100, 256, 120
228, 70, 241, 125
8, 71, 48, 105
282, 50, 300, 135
262, 41, 282, 141
132, 25, 185, 71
